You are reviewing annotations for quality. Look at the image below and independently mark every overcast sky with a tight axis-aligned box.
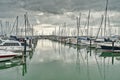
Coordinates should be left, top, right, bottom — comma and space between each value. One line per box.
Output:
0, 0, 119, 19
0, 0, 120, 35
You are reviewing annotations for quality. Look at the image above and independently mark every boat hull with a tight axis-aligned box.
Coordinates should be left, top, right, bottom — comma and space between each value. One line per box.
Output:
0, 55, 15, 61
0, 50, 22, 61
101, 45, 120, 52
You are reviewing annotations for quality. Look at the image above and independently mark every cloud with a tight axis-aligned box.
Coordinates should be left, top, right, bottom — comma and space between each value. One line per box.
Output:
0, 0, 120, 16
0, 0, 120, 18
16, 0, 120, 14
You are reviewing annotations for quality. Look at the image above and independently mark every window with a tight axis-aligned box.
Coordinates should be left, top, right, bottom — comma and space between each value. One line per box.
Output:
3, 43, 20, 46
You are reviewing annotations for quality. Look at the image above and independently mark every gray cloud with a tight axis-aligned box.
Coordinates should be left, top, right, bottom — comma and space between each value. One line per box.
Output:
17, 0, 120, 14
0, 0, 120, 29
0, 0, 120, 17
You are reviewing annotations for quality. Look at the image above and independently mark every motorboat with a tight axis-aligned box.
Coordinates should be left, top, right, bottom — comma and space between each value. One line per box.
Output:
0, 40, 23, 52
0, 40, 32, 52
0, 50, 22, 61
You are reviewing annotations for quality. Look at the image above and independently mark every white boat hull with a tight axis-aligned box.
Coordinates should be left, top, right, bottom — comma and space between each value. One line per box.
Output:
0, 50, 22, 61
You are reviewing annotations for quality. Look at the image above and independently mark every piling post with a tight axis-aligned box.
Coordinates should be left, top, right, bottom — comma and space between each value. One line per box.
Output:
112, 41, 114, 65
112, 41, 114, 52
29, 38, 32, 48
22, 38, 27, 64
112, 56, 114, 65
32, 38, 36, 48
22, 55, 27, 76
24, 39, 27, 57
90, 39, 91, 47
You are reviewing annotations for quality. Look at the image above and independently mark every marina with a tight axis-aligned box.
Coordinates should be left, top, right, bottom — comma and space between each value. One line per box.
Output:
0, 0, 120, 80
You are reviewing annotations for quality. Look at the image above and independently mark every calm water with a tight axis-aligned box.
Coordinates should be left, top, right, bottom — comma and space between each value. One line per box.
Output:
0, 39, 120, 80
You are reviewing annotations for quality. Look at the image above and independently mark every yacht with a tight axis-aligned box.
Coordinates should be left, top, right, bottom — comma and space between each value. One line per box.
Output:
0, 40, 32, 52
0, 50, 22, 61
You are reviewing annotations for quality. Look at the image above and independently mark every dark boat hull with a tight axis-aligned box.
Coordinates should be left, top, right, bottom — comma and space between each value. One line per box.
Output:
101, 45, 120, 50
101, 45, 120, 52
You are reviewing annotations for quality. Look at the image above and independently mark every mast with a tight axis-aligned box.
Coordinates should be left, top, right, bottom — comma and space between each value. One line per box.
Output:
87, 10, 91, 37
4, 21, 9, 36
63, 22, 66, 37
77, 13, 81, 44
26, 13, 32, 36
0, 20, 3, 35
24, 13, 27, 37
107, 15, 111, 37
58, 25, 60, 36
16, 16, 18, 36
32, 25, 34, 37
104, 0, 109, 36
55, 26, 56, 36
5, 21, 8, 36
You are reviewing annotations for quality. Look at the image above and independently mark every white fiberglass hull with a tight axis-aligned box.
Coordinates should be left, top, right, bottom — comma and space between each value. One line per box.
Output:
0, 50, 22, 61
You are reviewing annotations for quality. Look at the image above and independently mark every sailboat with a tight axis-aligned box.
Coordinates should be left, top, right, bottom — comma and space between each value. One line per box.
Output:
100, 41, 120, 52
98, 0, 120, 52
79, 10, 97, 48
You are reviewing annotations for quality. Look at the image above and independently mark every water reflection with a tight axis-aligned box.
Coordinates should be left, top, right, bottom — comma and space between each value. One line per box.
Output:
0, 50, 33, 80
30, 40, 120, 80
1, 40, 120, 80
0, 58, 22, 70
76, 47, 80, 73
100, 52, 120, 63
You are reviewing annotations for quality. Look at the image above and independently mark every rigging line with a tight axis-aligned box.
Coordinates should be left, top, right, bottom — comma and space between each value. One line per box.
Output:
107, 15, 111, 36
9, 17, 17, 34
26, 14, 32, 35
95, 15, 104, 40
26, 13, 31, 35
